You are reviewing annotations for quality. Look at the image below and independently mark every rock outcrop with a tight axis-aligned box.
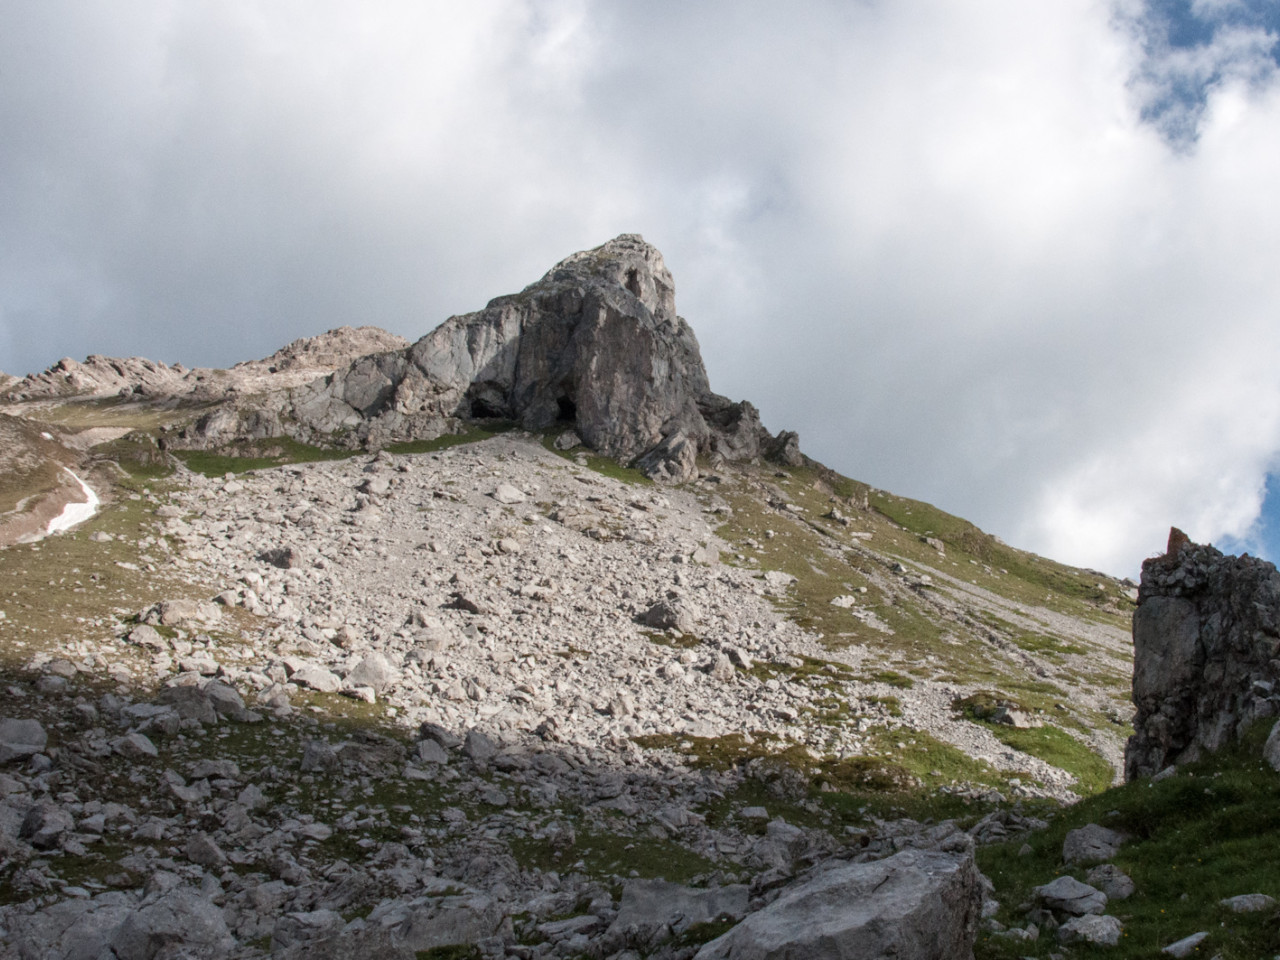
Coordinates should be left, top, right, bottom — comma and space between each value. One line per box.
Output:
213, 234, 792, 481
1125, 528, 1280, 780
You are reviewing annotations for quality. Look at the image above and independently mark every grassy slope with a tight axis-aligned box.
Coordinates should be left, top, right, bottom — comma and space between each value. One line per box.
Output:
699, 458, 1132, 795
976, 722, 1280, 959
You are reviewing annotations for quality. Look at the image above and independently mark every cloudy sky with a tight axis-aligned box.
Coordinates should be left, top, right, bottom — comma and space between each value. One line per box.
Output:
3, 0, 1279, 576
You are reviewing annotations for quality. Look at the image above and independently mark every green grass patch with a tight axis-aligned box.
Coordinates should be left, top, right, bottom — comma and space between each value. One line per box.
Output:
955, 694, 1113, 795
510, 829, 718, 883
174, 437, 358, 476
632, 732, 810, 772
416, 946, 482, 960
674, 918, 741, 949
386, 419, 519, 455
862, 669, 915, 689
641, 629, 701, 649
540, 435, 653, 485
865, 695, 904, 717
1012, 632, 1088, 659
976, 722, 1280, 959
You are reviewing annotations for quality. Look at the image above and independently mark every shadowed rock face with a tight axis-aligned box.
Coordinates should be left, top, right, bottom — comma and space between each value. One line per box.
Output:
1124, 530, 1280, 780
273, 234, 791, 480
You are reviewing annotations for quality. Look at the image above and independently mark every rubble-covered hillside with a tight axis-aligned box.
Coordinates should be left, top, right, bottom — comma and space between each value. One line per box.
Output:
0, 237, 1144, 958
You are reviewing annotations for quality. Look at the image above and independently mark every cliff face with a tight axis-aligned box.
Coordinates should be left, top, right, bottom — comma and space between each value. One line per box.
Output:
210, 234, 790, 481
1125, 529, 1280, 780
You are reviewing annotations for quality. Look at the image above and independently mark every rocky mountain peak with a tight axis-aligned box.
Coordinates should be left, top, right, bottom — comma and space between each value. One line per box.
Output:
2, 325, 410, 404
190, 235, 794, 482
541, 233, 678, 322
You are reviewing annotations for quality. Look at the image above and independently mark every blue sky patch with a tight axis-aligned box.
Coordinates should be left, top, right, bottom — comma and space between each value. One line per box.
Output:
1128, 0, 1280, 144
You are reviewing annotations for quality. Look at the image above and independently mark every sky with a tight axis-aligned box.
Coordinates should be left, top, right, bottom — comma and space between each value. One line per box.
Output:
3, 0, 1280, 577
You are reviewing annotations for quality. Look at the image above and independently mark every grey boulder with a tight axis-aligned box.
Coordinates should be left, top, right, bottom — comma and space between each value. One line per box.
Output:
346, 652, 400, 694
693, 849, 980, 960
606, 879, 749, 949
1086, 863, 1135, 900
1265, 719, 1280, 772
1220, 893, 1276, 913
1034, 875, 1107, 916
1063, 823, 1125, 864
1057, 913, 1123, 946
0, 718, 47, 764
109, 887, 236, 960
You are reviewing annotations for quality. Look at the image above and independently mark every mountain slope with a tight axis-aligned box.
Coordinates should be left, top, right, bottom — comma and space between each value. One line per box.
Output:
0, 236, 1140, 958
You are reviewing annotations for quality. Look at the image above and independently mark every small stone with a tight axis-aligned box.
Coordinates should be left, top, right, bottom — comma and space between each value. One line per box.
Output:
1162, 931, 1209, 957
186, 832, 227, 868
290, 663, 343, 693
112, 732, 159, 758
1086, 864, 1135, 901
493, 483, 526, 504
415, 739, 450, 764
1057, 913, 1123, 946
1034, 876, 1107, 916
463, 728, 498, 763
20, 801, 74, 849
0, 717, 48, 763
300, 739, 339, 772
346, 651, 399, 693
1220, 893, 1275, 913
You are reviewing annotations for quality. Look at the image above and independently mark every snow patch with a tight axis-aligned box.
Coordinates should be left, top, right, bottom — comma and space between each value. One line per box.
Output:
46, 469, 99, 535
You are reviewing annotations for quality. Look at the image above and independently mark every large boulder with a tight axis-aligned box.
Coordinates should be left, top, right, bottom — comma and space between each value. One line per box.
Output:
606, 879, 750, 950
3, 893, 136, 960
0, 718, 47, 764
693, 849, 980, 960
5, 887, 235, 960
1125, 529, 1280, 780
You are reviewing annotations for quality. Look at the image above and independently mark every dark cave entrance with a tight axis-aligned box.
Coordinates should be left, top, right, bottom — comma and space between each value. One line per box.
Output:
625, 268, 642, 298
556, 395, 577, 422
469, 397, 505, 419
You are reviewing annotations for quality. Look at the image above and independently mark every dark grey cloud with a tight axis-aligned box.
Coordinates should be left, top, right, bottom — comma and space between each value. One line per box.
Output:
3, 0, 1280, 575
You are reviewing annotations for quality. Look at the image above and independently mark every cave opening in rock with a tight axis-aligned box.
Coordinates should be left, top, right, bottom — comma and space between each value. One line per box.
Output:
557, 395, 577, 422
625, 268, 642, 298
469, 397, 505, 419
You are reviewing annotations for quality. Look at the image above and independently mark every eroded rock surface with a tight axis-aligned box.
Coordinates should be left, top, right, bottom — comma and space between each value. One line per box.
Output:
1125, 529, 1280, 779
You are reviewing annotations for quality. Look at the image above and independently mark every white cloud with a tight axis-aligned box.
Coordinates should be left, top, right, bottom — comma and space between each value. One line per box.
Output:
3, 0, 1280, 575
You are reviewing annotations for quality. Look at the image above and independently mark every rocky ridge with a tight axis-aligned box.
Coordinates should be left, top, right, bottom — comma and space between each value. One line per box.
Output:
3, 327, 409, 405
